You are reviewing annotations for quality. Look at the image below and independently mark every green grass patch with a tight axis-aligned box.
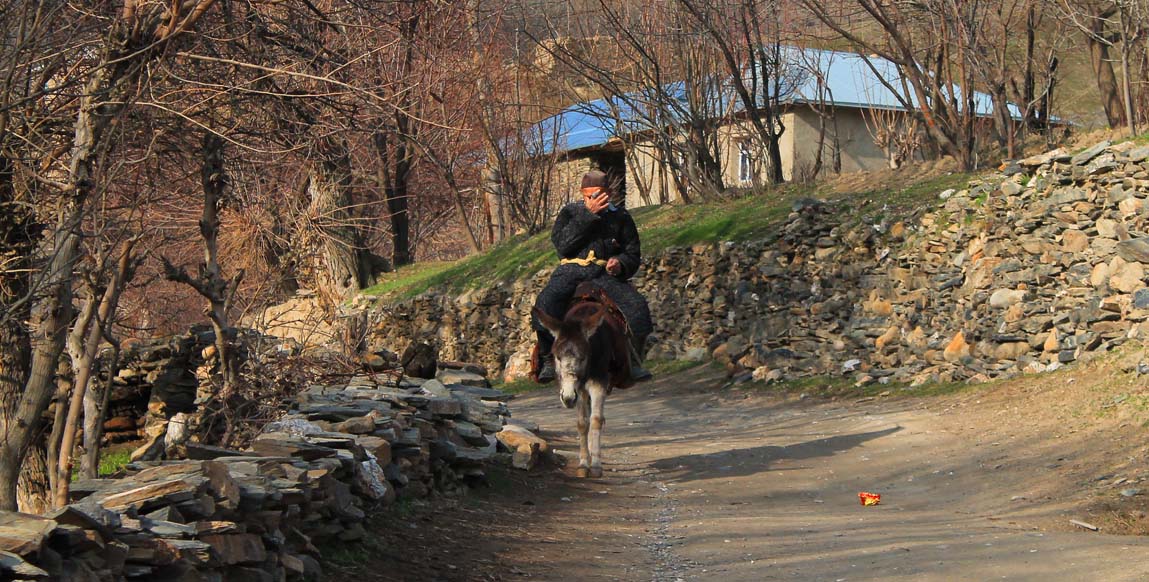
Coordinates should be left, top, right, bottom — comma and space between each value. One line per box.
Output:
98, 448, 132, 477
363, 230, 556, 300
851, 172, 973, 215
365, 169, 977, 301
362, 261, 456, 297
492, 377, 548, 395
72, 446, 133, 481
647, 358, 706, 376
637, 192, 795, 255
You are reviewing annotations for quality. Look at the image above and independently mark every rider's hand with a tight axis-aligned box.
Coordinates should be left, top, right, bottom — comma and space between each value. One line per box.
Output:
585, 191, 610, 214
606, 257, 622, 275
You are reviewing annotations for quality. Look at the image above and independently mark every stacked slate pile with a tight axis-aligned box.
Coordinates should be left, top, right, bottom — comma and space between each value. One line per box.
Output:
3, 365, 548, 581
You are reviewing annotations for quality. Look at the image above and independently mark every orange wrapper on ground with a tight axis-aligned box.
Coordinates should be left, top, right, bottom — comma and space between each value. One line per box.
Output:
859, 492, 881, 506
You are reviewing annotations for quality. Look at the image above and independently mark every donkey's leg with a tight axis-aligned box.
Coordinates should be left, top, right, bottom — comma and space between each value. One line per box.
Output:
576, 389, 591, 478
587, 380, 607, 478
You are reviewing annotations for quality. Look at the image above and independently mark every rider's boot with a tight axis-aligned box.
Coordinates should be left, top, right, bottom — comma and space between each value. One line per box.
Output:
536, 330, 557, 384
629, 335, 652, 382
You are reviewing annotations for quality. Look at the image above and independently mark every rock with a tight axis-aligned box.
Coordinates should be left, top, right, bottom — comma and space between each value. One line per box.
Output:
1117, 238, 1149, 263
154, 539, 216, 566
1070, 141, 1110, 166
333, 416, 377, 435
1119, 197, 1143, 217
943, 332, 970, 363
1096, 218, 1119, 239
353, 460, 393, 502
49, 504, 119, 534
512, 448, 538, 471
355, 436, 393, 465
994, 342, 1030, 361
1134, 289, 1149, 310
201, 461, 241, 512
1048, 187, 1088, 207
0, 551, 49, 579
185, 443, 246, 460
502, 350, 533, 383
1091, 263, 1112, 289
989, 289, 1027, 309
250, 437, 336, 461
103, 416, 137, 432
418, 379, 451, 398
437, 369, 490, 388
497, 425, 548, 454
1020, 147, 1067, 167
682, 347, 707, 361
401, 342, 438, 379
197, 533, 266, 565
1061, 230, 1089, 253
1109, 262, 1145, 293
144, 519, 196, 538
0, 512, 56, 555
426, 398, 463, 416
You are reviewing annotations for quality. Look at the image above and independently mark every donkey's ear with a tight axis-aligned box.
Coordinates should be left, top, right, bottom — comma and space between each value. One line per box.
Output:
581, 309, 605, 340
532, 307, 562, 338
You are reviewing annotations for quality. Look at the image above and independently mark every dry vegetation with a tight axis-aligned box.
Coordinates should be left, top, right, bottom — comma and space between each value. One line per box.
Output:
2, 0, 1148, 515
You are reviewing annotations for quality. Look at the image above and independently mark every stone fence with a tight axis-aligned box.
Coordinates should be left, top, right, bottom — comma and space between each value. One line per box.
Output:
365, 139, 1149, 386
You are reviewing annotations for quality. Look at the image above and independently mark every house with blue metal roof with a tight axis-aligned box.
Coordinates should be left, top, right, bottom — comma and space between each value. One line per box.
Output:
528, 46, 1020, 209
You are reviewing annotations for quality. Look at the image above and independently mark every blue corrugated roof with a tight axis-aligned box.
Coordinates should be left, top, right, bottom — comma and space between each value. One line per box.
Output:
530, 46, 1022, 156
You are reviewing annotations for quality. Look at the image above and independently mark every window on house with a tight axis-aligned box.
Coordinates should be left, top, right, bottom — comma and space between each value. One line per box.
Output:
738, 141, 755, 183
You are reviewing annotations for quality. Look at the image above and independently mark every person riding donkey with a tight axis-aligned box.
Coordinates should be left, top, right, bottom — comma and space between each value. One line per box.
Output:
532, 170, 653, 384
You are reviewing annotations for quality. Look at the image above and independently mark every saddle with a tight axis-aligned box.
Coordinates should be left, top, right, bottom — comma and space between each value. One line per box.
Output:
530, 282, 634, 390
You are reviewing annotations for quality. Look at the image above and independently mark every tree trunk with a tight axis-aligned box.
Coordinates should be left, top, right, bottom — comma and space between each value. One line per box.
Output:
309, 136, 372, 303
373, 131, 412, 267
1120, 43, 1137, 135
0, 204, 82, 510
17, 441, 50, 514
54, 241, 132, 508
80, 343, 117, 479
1087, 21, 1127, 128
0, 154, 34, 509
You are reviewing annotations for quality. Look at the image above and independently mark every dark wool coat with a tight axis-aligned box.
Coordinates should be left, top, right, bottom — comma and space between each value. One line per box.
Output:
532, 202, 653, 350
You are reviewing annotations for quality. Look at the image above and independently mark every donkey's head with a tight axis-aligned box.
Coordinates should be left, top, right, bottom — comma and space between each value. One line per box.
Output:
533, 305, 606, 408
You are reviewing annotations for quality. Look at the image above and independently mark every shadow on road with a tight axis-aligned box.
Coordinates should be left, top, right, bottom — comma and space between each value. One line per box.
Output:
648, 426, 902, 483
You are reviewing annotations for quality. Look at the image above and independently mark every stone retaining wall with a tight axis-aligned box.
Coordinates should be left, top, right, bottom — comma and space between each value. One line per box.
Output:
366, 139, 1149, 386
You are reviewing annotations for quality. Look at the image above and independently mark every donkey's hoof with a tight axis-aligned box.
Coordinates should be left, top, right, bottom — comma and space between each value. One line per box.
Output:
588, 466, 603, 478
576, 467, 590, 478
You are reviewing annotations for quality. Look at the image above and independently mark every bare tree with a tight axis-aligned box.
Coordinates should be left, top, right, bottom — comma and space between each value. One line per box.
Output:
52, 238, 138, 507
163, 133, 242, 396
673, 0, 798, 184
0, 0, 219, 510
1059, 0, 1147, 132
798, 0, 996, 170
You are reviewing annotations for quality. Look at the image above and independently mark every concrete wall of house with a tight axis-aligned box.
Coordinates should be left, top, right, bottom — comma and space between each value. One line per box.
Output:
788, 107, 891, 179
549, 107, 897, 211
624, 142, 674, 208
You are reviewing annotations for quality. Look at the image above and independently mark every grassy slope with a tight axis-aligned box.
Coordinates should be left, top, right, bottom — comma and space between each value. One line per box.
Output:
363, 126, 1149, 303
364, 171, 975, 301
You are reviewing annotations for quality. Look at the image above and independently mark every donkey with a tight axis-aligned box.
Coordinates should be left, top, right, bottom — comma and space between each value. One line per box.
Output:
532, 288, 633, 478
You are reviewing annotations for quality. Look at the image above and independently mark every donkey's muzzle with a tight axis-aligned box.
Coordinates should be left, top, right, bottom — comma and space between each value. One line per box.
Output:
560, 393, 578, 408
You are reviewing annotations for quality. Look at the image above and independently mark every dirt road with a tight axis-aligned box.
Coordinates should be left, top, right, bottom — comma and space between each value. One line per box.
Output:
335, 361, 1149, 581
